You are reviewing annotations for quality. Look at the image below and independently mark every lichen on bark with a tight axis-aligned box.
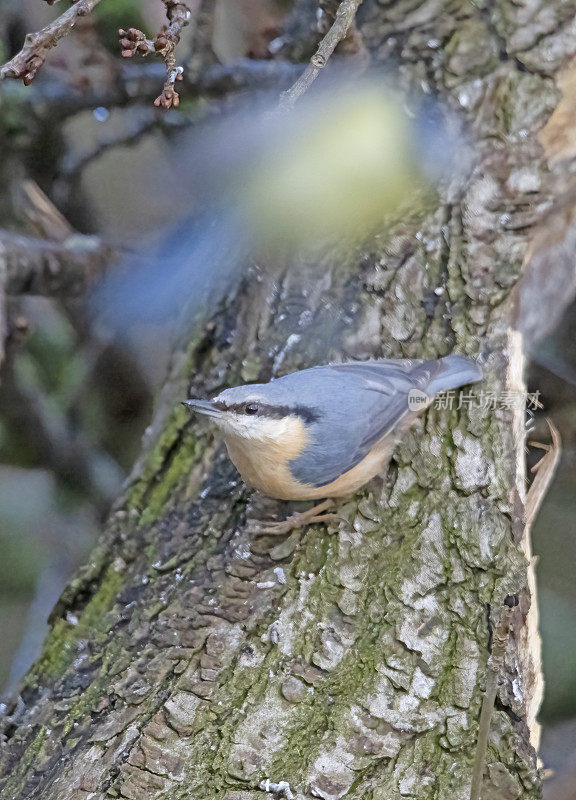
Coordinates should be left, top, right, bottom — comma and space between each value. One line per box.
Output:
2, 1, 576, 799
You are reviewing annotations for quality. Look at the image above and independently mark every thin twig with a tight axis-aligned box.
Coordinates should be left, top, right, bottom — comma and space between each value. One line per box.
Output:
119, 0, 191, 108
525, 418, 561, 527
279, 0, 364, 110
0, 0, 104, 85
470, 595, 518, 800
318, 0, 366, 58
62, 114, 162, 178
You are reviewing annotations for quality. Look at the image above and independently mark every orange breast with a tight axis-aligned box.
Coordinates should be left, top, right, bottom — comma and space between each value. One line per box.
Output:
223, 416, 314, 500
223, 423, 396, 501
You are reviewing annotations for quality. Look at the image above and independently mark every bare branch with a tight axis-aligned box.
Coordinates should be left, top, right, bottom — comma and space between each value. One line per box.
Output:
0, 231, 115, 297
2, 59, 303, 119
318, 0, 366, 58
60, 109, 198, 178
0, 341, 123, 517
119, 0, 192, 108
63, 115, 161, 177
279, 0, 364, 110
0, 0, 104, 85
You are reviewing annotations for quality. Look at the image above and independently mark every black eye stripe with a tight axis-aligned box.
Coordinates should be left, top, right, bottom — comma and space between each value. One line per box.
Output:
212, 400, 319, 424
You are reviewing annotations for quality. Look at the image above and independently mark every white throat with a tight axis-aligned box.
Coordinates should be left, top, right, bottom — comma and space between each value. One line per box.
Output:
216, 413, 295, 443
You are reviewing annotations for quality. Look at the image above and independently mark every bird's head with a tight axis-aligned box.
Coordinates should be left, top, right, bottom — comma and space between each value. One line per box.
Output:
184, 383, 320, 444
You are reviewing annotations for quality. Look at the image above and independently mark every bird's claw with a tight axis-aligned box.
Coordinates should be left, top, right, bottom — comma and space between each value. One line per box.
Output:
246, 519, 295, 536
247, 511, 344, 537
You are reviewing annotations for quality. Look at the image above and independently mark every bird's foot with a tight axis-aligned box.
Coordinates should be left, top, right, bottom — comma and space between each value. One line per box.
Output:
247, 499, 343, 536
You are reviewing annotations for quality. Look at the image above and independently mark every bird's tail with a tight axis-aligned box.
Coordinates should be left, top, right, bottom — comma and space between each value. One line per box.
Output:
425, 354, 483, 396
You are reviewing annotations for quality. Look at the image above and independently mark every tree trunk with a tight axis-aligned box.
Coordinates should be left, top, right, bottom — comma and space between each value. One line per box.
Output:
2, 2, 576, 799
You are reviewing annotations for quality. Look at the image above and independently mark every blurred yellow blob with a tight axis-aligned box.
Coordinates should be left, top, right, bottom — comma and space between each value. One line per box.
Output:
92, 78, 455, 332
240, 86, 434, 245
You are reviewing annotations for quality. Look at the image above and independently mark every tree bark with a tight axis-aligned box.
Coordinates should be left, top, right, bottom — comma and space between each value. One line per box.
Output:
2, 2, 576, 799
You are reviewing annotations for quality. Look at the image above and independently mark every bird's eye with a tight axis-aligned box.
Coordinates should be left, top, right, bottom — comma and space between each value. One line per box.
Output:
245, 402, 259, 415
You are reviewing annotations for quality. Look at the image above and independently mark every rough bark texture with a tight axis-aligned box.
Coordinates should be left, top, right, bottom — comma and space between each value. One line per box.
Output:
2, 2, 576, 799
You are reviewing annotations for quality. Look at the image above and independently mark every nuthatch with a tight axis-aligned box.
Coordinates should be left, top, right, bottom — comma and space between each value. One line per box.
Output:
184, 355, 482, 533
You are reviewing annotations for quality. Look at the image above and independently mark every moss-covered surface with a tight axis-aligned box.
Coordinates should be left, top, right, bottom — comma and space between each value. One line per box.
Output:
1, 0, 574, 797
22, 564, 124, 685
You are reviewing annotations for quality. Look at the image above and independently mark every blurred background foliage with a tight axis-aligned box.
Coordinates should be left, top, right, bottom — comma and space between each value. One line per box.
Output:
0, 0, 575, 780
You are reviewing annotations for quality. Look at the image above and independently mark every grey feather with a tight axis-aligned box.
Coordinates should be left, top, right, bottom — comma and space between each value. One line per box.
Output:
287, 356, 482, 487
214, 355, 482, 488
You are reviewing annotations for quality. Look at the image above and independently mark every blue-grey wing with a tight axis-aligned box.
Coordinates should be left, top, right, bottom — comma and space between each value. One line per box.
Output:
288, 356, 481, 488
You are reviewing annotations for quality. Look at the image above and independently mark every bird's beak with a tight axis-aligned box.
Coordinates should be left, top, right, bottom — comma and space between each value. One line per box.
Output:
182, 399, 222, 418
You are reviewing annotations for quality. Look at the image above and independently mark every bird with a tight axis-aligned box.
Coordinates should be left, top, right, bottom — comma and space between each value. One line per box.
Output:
184, 354, 482, 534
